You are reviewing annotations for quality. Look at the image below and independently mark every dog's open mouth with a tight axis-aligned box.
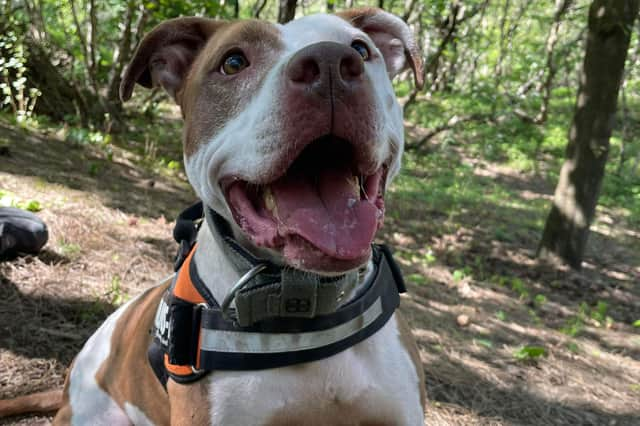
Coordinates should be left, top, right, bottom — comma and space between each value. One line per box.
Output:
223, 136, 387, 271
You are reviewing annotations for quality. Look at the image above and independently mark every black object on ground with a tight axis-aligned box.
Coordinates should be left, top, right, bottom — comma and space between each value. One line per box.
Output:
0, 207, 48, 260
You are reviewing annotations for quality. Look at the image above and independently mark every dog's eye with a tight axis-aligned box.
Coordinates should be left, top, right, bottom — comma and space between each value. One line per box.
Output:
221, 52, 249, 75
351, 41, 370, 61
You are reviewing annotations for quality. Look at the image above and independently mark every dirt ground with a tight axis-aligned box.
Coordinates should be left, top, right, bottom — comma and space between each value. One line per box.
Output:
1, 119, 639, 425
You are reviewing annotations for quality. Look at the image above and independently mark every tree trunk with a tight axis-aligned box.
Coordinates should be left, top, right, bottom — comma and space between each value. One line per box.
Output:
106, 1, 136, 107
538, 0, 640, 269
327, 0, 335, 12
533, 0, 573, 125
253, 0, 268, 18
278, 0, 297, 24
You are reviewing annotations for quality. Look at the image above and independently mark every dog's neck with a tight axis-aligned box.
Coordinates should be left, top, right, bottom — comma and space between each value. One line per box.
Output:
192, 221, 373, 306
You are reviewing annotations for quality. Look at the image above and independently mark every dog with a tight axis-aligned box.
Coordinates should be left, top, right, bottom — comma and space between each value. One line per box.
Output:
0, 8, 426, 425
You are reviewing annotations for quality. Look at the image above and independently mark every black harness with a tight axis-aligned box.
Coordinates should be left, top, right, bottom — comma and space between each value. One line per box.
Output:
148, 202, 406, 387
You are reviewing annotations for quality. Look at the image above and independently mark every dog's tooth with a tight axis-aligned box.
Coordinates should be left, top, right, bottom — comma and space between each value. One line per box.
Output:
264, 187, 278, 218
360, 175, 369, 201
348, 175, 359, 196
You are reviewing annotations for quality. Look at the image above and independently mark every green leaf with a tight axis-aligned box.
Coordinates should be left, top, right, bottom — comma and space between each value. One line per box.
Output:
633, 320, 640, 328
407, 274, 428, 285
22, 200, 42, 212
452, 269, 466, 282
513, 346, 547, 360
167, 160, 181, 170
476, 338, 493, 348
534, 294, 547, 306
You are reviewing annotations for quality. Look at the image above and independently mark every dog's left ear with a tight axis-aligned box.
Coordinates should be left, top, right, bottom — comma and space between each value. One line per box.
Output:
336, 8, 424, 90
120, 17, 226, 102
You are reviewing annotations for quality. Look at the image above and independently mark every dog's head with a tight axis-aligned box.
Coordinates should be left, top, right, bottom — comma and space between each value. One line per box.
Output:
121, 8, 423, 274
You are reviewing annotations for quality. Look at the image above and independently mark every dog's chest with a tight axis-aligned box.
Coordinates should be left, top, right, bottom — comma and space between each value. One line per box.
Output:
202, 315, 423, 425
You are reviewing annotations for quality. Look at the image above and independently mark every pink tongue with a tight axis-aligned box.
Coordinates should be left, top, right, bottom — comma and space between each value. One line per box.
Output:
271, 166, 378, 260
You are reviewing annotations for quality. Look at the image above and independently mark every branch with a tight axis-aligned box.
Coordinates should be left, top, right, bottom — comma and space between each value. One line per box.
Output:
253, 0, 268, 18
106, 1, 135, 104
407, 114, 492, 151
69, 0, 92, 82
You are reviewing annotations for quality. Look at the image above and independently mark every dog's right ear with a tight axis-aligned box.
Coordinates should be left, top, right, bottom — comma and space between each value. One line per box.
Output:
120, 17, 226, 103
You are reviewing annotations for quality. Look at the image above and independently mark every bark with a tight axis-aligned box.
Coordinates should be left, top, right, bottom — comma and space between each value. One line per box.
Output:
402, 0, 419, 22
106, 1, 136, 106
404, 0, 488, 107
493, 0, 512, 91
277, 0, 297, 24
533, 0, 574, 125
69, 0, 98, 95
253, 0, 268, 18
24, 39, 90, 125
408, 114, 492, 151
538, 0, 640, 269
327, 0, 335, 13
617, 22, 640, 174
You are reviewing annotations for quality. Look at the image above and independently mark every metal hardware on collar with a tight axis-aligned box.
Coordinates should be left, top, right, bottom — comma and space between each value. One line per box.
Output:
221, 263, 268, 322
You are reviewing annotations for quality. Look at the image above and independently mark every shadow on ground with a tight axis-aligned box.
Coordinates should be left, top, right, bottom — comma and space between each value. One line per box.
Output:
0, 274, 114, 366
0, 122, 194, 219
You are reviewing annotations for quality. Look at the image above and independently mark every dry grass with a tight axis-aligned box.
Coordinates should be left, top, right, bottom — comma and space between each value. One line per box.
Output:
1, 119, 640, 425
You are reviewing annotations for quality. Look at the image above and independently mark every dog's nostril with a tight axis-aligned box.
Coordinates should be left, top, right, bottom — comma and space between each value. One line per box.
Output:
340, 55, 364, 81
289, 57, 320, 84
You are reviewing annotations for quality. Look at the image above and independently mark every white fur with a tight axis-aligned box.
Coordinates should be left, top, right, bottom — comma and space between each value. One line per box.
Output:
68, 297, 137, 426
203, 315, 422, 425
124, 402, 155, 425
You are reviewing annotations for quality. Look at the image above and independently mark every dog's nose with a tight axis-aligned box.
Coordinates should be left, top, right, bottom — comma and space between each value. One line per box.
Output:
286, 42, 364, 95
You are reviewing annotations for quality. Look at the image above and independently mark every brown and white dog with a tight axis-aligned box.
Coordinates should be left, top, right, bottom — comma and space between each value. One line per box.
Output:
1, 8, 426, 425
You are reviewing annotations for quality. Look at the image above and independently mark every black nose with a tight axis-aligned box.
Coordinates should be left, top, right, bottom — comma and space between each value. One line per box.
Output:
286, 41, 365, 96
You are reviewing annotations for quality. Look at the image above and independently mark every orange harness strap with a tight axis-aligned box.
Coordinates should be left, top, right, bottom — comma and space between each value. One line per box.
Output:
163, 246, 204, 377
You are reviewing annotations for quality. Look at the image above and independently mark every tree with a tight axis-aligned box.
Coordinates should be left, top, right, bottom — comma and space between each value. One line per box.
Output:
278, 0, 297, 23
538, 0, 640, 269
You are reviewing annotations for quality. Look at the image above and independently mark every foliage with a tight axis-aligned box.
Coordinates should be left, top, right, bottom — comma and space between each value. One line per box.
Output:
0, 32, 41, 125
513, 345, 547, 361
0, 190, 43, 212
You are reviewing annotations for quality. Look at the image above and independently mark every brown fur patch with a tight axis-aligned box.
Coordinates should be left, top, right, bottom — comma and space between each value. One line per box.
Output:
166, 379, 211, 426
182, 20, 284, 157
0, 389, 62, 417
52, 356, 75, 424
93, 283, 171, 425
264, 403, 395, 426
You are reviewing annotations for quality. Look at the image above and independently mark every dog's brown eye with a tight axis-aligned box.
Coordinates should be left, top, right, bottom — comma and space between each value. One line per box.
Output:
221, 53, 249, 75
351, 41, 370, 61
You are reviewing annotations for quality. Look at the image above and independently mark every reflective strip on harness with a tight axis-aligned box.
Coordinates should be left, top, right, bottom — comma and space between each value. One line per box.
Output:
199, 298, 382, 354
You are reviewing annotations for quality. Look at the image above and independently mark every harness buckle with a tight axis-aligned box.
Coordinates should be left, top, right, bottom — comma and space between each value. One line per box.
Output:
221, 263, 268, 322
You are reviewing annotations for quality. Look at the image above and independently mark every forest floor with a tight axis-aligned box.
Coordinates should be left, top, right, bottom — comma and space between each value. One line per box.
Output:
0, 112, 639, 425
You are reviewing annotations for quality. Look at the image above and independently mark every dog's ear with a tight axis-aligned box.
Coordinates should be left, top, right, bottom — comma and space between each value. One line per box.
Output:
120, 17, 226, 102
336, 8, 423, 90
